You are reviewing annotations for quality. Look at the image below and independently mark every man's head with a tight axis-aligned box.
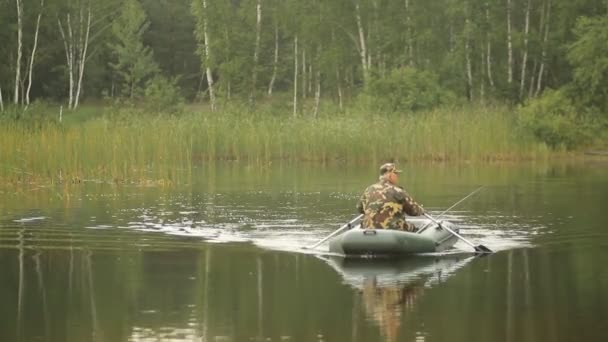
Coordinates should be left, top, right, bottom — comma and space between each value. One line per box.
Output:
379, 163, 402, 184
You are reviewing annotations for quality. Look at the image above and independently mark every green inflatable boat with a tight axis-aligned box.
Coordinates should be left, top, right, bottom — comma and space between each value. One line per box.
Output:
328, 219, 459, 256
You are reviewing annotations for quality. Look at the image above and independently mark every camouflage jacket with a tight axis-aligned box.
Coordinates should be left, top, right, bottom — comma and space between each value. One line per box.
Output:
356, 180, 424, 230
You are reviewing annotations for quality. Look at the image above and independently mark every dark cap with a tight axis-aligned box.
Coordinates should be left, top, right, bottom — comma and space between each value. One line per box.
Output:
379, 163, 402, 175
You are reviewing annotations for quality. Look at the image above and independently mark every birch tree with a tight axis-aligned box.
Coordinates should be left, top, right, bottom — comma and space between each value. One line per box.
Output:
22, 0, 44, 106
192, 0, 216, 111
519, 0, 532, 100
354, 0, 370, 88
312, 45, 321, 117
506, 0, 513, 85
267, 6, 279, 96
249, 0, 262, 109
464, 2, 473, 101
405, 0, 414, 66
535, 0, 551, 96
58, 0, 115, 109
14, 0, 23, 104
293, 35, 298, 117
485, 2, 494, 88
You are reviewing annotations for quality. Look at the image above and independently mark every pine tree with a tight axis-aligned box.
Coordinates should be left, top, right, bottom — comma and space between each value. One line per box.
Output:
108, 0, 158, 98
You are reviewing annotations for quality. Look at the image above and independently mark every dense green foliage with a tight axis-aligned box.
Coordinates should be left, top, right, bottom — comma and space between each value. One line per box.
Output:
567, 14, 608, 113
367, 68, 456, 112
517, 89, 604, 149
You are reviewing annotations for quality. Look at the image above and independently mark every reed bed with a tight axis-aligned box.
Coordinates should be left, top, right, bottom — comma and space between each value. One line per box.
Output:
0, 105, 555, 185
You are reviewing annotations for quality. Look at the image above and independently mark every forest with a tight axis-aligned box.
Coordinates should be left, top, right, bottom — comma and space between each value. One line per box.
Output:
1, 0, 607, 182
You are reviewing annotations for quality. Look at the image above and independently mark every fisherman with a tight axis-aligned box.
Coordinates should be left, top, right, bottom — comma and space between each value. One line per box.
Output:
356, 163, 425, 231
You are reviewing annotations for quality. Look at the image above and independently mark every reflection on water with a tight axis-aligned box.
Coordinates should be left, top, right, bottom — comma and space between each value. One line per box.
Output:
323, 255, 475, 342
1, 161, 608, 342
361, 279, 423, 342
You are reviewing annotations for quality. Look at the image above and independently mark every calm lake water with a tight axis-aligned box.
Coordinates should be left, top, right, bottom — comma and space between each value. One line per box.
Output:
1, 161, 607, 342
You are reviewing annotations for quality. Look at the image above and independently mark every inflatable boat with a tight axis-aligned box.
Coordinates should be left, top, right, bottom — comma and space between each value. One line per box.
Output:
328, 219, 459, 256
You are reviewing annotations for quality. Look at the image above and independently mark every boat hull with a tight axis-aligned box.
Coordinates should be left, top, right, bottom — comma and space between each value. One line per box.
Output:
328, 221, 459, 256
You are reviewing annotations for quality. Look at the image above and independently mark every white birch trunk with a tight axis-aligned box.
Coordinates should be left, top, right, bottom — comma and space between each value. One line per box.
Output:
336, 67, 343, 111
313, 46, 321, 118
14, 0, 23, 105
465, 7, 473, 101
519, 0, 531, 100
301, 48, 306, 98
222, 26, 232, 100
202, 0, 216, 112
529, 0, 545, 97
0, 87, 4, 112
25, 0, 44, 106
465, 38, 473, 101
74, 3, 91, 109
332, 29, 343, 111
267, 19, 279, 96
405, 0, 413, 66
528, 60, 537, 98
293, 35, 298, 118
355, 1, 369, 88
480, 43, 485, 102
308, 63, 313, 95
507, 0, 513, 84
366, 0, 375, 73
58, 15, 75, 109
535, 0, 551, 96
449, 22, 454, 53
249, 0, 262, 109
486, 2, 495, 88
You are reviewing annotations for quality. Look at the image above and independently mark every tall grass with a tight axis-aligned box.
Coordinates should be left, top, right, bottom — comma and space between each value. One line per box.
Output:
0, 104, 556, 184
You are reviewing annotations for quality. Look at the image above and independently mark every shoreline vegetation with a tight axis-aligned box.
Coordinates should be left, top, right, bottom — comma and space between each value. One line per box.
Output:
2, 0, 607, 188
1, 102, 604, 187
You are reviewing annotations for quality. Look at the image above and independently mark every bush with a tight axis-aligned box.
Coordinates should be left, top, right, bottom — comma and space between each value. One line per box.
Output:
518, 89, 602, 149
144, 75, 184, 114
366, 67, 456, 113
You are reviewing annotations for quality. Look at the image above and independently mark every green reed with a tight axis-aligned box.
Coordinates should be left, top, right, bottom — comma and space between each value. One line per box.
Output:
0, 104, 558, 185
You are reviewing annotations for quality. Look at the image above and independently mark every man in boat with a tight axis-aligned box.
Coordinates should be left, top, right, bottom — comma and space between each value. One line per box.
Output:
356, 163, 425, 231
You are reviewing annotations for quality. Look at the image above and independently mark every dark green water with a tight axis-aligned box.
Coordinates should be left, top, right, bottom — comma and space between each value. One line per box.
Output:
1, 161, 607, 342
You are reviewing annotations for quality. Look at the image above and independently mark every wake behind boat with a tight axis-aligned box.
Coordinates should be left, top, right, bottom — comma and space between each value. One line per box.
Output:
328, 217, 460, 257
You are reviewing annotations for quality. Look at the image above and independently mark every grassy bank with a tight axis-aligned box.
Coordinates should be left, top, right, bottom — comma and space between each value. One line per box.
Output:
0, 104, 563, 184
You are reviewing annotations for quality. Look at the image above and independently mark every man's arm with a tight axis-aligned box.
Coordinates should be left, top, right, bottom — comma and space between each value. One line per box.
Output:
356, 193, 365, 214
402, 194, 424, 216
396, 187, 424, 216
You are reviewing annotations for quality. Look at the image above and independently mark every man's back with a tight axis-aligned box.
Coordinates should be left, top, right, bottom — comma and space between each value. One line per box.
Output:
357, 180, 423, 230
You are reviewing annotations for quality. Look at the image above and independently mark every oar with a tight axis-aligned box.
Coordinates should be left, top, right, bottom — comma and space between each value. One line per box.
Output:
305, 214, 363, 250
417, 186, 485, 233
424, 213, 493, 253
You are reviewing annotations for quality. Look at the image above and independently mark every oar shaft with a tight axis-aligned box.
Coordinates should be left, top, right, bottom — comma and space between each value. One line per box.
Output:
424, 213, 492, 253
424, 213, 477, 249
307, 214, 363, 249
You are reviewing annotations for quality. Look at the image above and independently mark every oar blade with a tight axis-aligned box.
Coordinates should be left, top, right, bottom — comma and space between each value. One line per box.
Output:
474, 245, 493, 253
